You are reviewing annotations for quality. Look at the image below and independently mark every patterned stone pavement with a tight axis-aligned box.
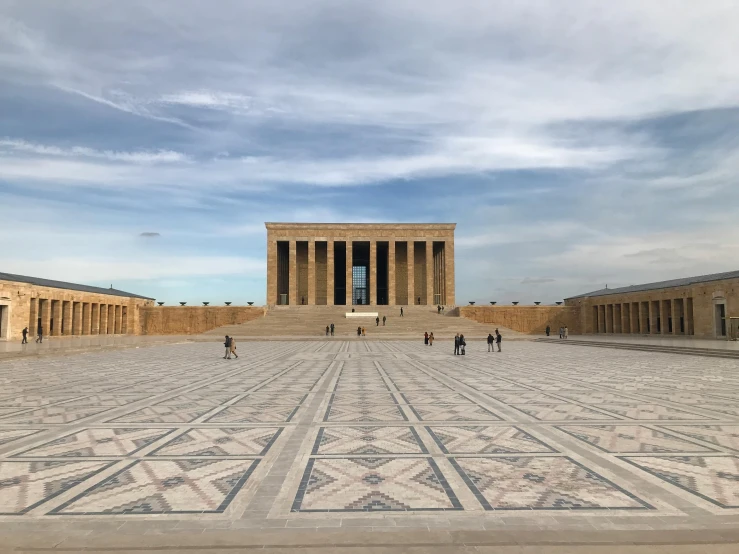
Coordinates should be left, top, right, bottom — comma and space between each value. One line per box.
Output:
1, 340, 739, 537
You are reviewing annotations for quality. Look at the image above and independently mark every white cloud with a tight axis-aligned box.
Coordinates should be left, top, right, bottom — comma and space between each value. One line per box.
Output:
0, 139, 188, 164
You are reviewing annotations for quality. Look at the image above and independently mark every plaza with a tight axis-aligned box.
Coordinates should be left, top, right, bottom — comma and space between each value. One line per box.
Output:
1, 339, 739, 552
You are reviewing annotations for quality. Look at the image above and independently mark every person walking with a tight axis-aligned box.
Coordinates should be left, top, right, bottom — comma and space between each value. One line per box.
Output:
460, 334, 466, 355
429, 332, 434, 346
230, 336, 238, 359
36, 323, 43, 343
417, 296, 421, 305
496, 329, 502, 352
487, 333, 494, 352
357, 326, 361, 337
330, 323, 335, 336
424, 331, 429, 345
326, 325, 330, 336
362, 327, 366, 337
454, 333, 460, 355
441, 306, 445, 314
437, 305, 441, 314
223, 336, 231, 359
564, 326, 569, 339
545, 325, 550, 337
559, 326, 564, 339
382, 316, 386, 326
400, 307, 404, 317
21, 327, 28, 344
376, 316, 380, 327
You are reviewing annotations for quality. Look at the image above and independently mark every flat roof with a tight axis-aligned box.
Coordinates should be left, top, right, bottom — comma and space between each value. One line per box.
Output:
265, 222, 456, 229
567, 269, 739, 300
0, 272, 155, 300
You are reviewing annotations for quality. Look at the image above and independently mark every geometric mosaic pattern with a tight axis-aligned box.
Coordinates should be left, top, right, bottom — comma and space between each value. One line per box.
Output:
292, 458, 461, 511
508, 404, 618, 421
595, 404, 715, 421
0, 460, 113, 514
427, 426, 556, 454
620, 456, 739, 508
661, 425, 739, 452
150, 428, 283, 457
106, 406, 212, 424
556, 425, 717, 454
0, 429, 44, 448
12, 428, 176, 458
409, 404, 501, 422
323, 404, 407, 423
205, 406, 300, 424
450, 457, 652, 510
50, 459, 260, 514
312, 427, 427, 455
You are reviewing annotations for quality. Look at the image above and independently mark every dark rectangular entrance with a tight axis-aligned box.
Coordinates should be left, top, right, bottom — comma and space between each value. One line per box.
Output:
276, 241, 289, 305
352, 241, 370, 305
376, 241, 389, 305
334, 242, 346, 305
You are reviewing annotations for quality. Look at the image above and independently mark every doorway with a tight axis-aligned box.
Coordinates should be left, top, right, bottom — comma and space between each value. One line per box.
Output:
715, 302, 727, 337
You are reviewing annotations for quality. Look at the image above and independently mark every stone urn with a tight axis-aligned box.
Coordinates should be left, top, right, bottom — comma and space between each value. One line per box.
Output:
225, 302, 232, 306
157, 302, 164, 306
534, 301, 541, 305
469, 301, 475, 306
247, 302, 254, 306
556, 301, 563, 305
202, 302, 209, 306
489, 301, 497, 305
512, 301, 519, 305
179, 302, 187, 306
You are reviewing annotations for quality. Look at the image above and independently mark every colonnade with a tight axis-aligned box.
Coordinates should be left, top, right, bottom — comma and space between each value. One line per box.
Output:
28, 297, 130, 336
591, 297, 694, 335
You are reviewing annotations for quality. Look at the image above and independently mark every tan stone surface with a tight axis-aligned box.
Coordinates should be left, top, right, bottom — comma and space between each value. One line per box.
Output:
138, 306, 265, 335
460, 305, 581, 334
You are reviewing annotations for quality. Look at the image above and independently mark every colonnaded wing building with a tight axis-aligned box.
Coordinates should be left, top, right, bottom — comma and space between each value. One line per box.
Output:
265, 223, 455, 307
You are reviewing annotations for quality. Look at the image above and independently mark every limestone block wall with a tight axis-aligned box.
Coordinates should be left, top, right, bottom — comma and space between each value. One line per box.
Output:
459, 306, 581, 335
139, 306, 266, 335
0, 279, 151, 341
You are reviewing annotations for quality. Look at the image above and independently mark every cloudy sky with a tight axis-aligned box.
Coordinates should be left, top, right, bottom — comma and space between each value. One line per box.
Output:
2, 1, 738, 304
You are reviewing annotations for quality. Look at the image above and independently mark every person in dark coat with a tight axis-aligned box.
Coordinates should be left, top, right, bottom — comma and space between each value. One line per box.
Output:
454, 333, 460, 355
357, 326, 361, 337
223, 336, 231, 359
400, 307, 404, 317
496, 329, 502, 352
382, 316, 386, 326
330, 323, 334, 336
326, 325, 330, 336
424, 331, 429, 345
36, 323, 43, 343
487, 333, 494, 352
376, 316, 380, 327
22, 327, 28, 344
460, 334, 466, 355
546, 325, 550, 337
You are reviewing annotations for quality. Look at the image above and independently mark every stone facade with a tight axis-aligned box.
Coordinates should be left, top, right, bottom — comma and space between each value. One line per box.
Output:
459, 306, 581, 335
265, 223, 455, 307
138, 306, 265, 335
0, 276, 153, 342
566, 273, 739, 339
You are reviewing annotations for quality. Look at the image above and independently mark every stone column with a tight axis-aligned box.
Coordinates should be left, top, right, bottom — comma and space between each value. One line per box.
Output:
308, 240, 316, 305
91, 304, 99, 334
648, 301, 657, 334
388, 240, 396, 306
445, 239, 455, 306
267, 239, 277, 305
671, 299, 680, 335
630, 302, 638, 333
660, 299, 669, 334
288, 240, 297, 306
407, 241, 415, 306
108, 305, 115, 334
326, 239, 334, 306
614, 304, 622, 333
605, 305, 613, 333
29, 298, 38, 333
370, 240, 377, 306
116, 305, 123, 333
685, 297, 694, 335
426, 241, 434, 306
345, 241, 353, 306
51, 300, 62, 336
99, 304, 108, 335
82, 303, 91, 335
621, 303, 629, 333
40, 299, 51, 337
61, 301, 72, 335
72, 302, 82, 335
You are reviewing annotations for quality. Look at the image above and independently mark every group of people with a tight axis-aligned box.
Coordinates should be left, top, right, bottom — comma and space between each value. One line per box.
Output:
545, 325, 569, 339
21, 326, 43, 344
454, 333, 466, 354
487, 329, 502, 352
325, 323, 335, 336
223, 335, 238, 359
356, 326, 366, 336
423, 331, 435, 345
375, 316, 386, 326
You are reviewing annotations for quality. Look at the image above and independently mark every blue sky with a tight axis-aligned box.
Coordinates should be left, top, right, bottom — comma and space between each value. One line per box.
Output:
2, 1, 739, 305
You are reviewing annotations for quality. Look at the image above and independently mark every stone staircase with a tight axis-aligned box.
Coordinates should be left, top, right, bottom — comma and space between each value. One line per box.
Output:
202, 305, 521, 340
